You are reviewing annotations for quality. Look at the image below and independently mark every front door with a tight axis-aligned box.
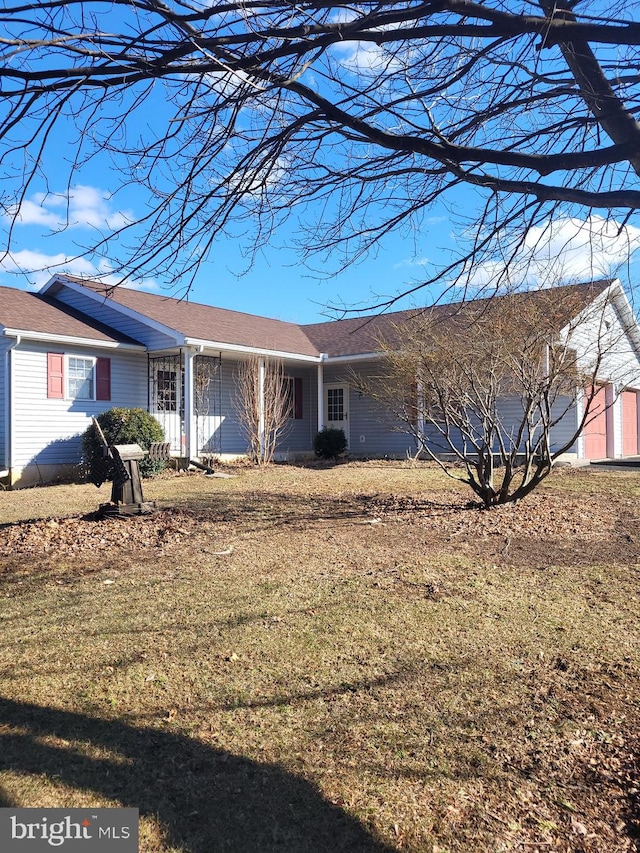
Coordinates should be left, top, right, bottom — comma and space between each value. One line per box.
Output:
149, 354, 184, 454
325, 385, 349, 448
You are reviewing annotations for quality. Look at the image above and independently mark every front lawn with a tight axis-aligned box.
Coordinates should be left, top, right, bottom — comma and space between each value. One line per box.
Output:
1, 462, 639, 851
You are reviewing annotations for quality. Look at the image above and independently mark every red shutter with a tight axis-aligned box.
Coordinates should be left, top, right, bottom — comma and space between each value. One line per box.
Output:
294, 377, 303, 419
47, 353, 64, 399
96, 357, 111, 401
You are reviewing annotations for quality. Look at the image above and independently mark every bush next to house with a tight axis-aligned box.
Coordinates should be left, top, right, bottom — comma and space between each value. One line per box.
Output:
313, 427, 347, 460
81, 407, 166, 479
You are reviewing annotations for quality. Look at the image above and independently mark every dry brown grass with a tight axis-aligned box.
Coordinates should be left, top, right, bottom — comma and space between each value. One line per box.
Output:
1, 462, 639, 852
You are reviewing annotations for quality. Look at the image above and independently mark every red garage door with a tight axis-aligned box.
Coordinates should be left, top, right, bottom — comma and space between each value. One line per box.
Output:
622, 389, 639, 457
583, 385, 608, 459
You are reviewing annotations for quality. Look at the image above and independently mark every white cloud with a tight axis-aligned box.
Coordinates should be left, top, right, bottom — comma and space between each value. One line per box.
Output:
462, 215, 640, 291
332, 39, 404, 76
394, 256, 429, 269
0, 249, 158, 292
0, 250, 97, 289
8, 185, 134, 233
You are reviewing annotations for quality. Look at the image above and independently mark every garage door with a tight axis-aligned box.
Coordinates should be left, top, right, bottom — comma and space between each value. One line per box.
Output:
622, 389, 639, 457
583, 385, 608, 459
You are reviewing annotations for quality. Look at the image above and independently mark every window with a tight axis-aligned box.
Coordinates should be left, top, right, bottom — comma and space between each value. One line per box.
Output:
68, 357, 94, 400
327, 387, 344, 421
156, 369, 178, 412
47, 353, 111, 401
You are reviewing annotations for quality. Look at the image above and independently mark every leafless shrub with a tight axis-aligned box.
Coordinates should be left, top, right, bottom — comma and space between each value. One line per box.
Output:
234, 356, 291, 465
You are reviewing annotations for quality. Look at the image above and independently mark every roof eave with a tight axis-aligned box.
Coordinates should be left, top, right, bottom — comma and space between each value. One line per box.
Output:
2, 328, 146, 351
184, 338, 322, 362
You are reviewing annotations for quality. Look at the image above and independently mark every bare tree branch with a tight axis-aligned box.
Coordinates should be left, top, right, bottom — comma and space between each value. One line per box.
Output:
1, 0, 640, 296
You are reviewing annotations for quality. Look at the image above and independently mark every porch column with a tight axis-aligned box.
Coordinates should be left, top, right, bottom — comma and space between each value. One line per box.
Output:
183, 348, 197, 459
317, 362, 324, 431
259, 358, 266, 458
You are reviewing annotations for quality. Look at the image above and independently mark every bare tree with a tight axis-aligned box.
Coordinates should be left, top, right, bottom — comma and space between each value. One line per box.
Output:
234, 356, 291, 465
355, 283, 635, 506
1, 2, 640, 298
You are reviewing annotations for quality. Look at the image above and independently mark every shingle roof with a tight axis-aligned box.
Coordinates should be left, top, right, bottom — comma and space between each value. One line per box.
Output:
303, 281, 613, 357
60, 277, 321, 357
0, 286, 143, 346
41, 276, 613, 359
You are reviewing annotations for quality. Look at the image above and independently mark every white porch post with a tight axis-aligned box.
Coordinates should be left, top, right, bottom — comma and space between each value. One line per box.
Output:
317, 361, 325, 431
259, 357, 266, 459
183, 347, 196, 460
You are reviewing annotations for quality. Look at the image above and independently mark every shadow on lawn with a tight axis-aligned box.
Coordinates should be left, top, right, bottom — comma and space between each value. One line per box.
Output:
165, 490, 462, 532
0, 697, 394, 853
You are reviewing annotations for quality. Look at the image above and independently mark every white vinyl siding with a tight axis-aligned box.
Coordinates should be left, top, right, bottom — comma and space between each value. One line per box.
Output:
565, 293, 640, 458
11, 343, 147, 468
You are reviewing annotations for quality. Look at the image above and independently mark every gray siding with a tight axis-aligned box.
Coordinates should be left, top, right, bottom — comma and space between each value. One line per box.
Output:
332, 362, 579, 459
219, 360, 317, 455
325, 361, 419, 457
496, 394, 578, 455
54, 287, 178, 350
277, 366, 317, 453
12, 343, 147, 469
219, 358, 248, 454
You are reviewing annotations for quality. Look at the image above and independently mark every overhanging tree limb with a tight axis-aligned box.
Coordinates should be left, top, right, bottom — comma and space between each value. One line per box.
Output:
1, 0, 640, 293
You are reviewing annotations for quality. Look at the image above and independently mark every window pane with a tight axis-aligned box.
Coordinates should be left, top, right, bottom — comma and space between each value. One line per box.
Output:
328, 388, 344, 421
68, 357, 94, 400
156, 370, 177, 411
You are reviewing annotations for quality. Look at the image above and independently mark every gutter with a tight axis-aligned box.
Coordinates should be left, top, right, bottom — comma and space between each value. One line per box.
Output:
323, 351, 385, 364
2, 328, 146, 352
184, 337, 322, 363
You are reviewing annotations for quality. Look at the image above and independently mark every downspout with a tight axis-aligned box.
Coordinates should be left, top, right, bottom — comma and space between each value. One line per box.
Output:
2, 334, 21, 478
317, 356, 326, 432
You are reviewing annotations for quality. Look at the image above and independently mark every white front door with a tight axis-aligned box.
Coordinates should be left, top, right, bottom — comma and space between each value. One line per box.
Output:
325, 385, 349, 448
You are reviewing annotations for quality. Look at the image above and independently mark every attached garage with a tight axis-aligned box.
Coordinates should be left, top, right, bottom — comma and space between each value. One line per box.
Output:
622, 389, 639, 457
583, 385, 609, 460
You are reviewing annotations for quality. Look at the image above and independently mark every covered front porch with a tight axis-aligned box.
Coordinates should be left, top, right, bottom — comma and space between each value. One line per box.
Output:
148, 347, 330, 460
